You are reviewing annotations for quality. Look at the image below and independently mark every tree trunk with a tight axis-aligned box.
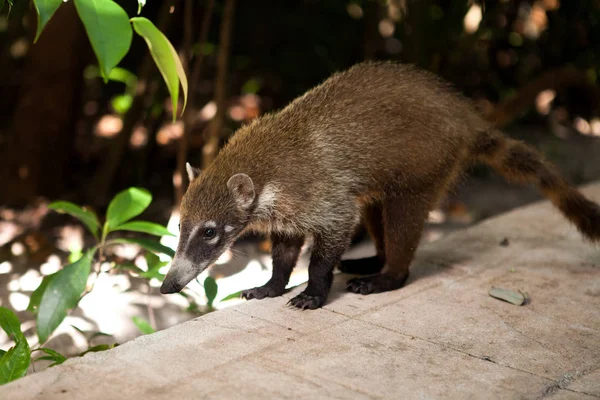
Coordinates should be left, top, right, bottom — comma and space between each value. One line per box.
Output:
202, 0, 235, 169
0, 3, 87, 206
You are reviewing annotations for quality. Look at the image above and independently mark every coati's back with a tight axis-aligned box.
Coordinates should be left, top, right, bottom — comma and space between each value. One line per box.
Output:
203, 62, 484, 224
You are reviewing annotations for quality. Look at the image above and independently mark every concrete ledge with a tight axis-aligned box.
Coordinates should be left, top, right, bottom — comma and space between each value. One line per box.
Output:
4, 184, 600, 399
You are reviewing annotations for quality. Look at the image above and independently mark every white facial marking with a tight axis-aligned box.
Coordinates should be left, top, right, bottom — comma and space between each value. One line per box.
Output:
224, 225, 234, 233
256, 184, 279, 215
204, 220, 217, 228
184, 226, 201, 253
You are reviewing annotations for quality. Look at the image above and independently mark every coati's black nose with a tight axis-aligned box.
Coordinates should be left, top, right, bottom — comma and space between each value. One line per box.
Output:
160, 278, 183, 294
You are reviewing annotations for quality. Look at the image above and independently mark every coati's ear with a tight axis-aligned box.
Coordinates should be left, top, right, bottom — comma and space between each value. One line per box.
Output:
186, 162, 201, 182
227, 173, 255, 209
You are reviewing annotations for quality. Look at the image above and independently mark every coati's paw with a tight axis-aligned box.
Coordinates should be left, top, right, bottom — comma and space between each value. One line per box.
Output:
241, 283, 285, 300
346, 274, 407, 295
287, 292, 325, 310
339, 256, 385, 275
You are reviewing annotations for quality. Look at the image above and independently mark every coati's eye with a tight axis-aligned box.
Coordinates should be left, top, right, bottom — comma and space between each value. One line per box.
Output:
203, 228, 216, 240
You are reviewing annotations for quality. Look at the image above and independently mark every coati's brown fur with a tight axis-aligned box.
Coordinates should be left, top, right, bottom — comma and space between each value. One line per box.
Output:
161, 61, 600, 309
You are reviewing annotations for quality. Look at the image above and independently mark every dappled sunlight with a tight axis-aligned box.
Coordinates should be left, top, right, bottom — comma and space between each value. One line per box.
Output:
535, 89, 556, 115
11, 242, 25, 256
9, 292, 29, 312
346, 4, 363, 20
40, 255, 61, 276
129, 125, 149, 148
0, 261, 12, 274
427, 209, 446, 224
0, 220, 20, 246
156, 121, 183, 145
19, 269, 42, 291
94, 114, 123, 138
56, 225, 84, 254
464, 4, 482, 34
199, 101, 217, 121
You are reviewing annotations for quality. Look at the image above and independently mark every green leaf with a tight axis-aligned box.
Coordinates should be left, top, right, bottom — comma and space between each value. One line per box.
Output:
111, 238, 175, 258
27, 276, 51, 315
0, 350, 5, 358
220, 290, 244, 302
105, 187, 152, 231
111, 94, 133, 115
131, 316, 155, 335
204, 277, 218, 307
36, 250, 95, 343
488, 287, 526, 306
141, 252, 167, 280
131, 17, 188, 121
0, 307, 23, 341
34, 348, 66, 366
79, 343, 118, 357
112, 221, 175, 237
137, 0, 145, 14
32, 0, 63, 43
0, 340, 30, 384
73, 0, 132, 81
48, 201, 100, 240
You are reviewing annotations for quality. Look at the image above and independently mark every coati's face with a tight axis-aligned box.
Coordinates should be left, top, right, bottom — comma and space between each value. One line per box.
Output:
160, 165, 256, 294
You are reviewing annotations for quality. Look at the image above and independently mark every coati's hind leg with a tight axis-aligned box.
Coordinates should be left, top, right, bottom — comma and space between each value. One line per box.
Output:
241, 233, 304, 300
339, 202, 386, 275
347, 192, 430, 294
289, 225, 354, 309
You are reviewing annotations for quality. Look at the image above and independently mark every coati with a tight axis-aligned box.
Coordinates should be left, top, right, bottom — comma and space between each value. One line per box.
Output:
160, 61, 600, 309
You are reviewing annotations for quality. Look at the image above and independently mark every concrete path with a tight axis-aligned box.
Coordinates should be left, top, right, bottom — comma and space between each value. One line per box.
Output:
4, 184, 600, 399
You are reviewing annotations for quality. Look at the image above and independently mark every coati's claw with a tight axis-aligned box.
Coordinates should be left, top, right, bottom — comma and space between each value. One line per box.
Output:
241, 284, 285, 300
346, 274, 407, 295
288, 293, 325, 309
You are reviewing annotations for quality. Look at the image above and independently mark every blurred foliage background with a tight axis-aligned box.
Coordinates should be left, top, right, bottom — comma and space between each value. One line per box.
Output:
1, 0, 600, 361
0, 0, 599, 209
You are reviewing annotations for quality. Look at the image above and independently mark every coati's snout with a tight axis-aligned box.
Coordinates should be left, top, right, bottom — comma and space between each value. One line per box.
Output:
160, 169, 257, 294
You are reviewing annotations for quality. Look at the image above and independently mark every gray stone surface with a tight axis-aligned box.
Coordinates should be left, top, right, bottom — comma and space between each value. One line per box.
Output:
3, 183, 600, 399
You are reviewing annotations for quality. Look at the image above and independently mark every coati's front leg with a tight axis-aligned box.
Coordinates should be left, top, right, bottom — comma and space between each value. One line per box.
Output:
241, 233, 304, 300
347, 192, 430, 294
339, 202, 386, 275
289, 228, 353, 309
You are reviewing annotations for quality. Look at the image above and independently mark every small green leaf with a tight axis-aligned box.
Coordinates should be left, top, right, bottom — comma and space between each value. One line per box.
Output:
27, 276, 52, 315
74, 0, 132, 81
111, 238, 175, 258
79, 343, 118, 357
0, 339, 30, 384
131, 17, 188, 121
0, 350, 5, 358
88, 331, 112, 341
105, 187, 152, 231
220, 290, 244, 302
112, 221, 175, 237
137, 0, 145, 14
111, 94, 133, 115
34, 348, 66, 366
0, 307, 23, 341
32, 0, 63, 43
488, 287, 526, 306
204, 277, 218, 307
131, 316, 155, 335
36, 250, 95, 343
48, 201, 100, 240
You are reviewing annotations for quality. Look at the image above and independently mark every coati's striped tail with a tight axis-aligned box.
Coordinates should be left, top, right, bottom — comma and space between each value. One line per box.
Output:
471, 130, 600, 243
